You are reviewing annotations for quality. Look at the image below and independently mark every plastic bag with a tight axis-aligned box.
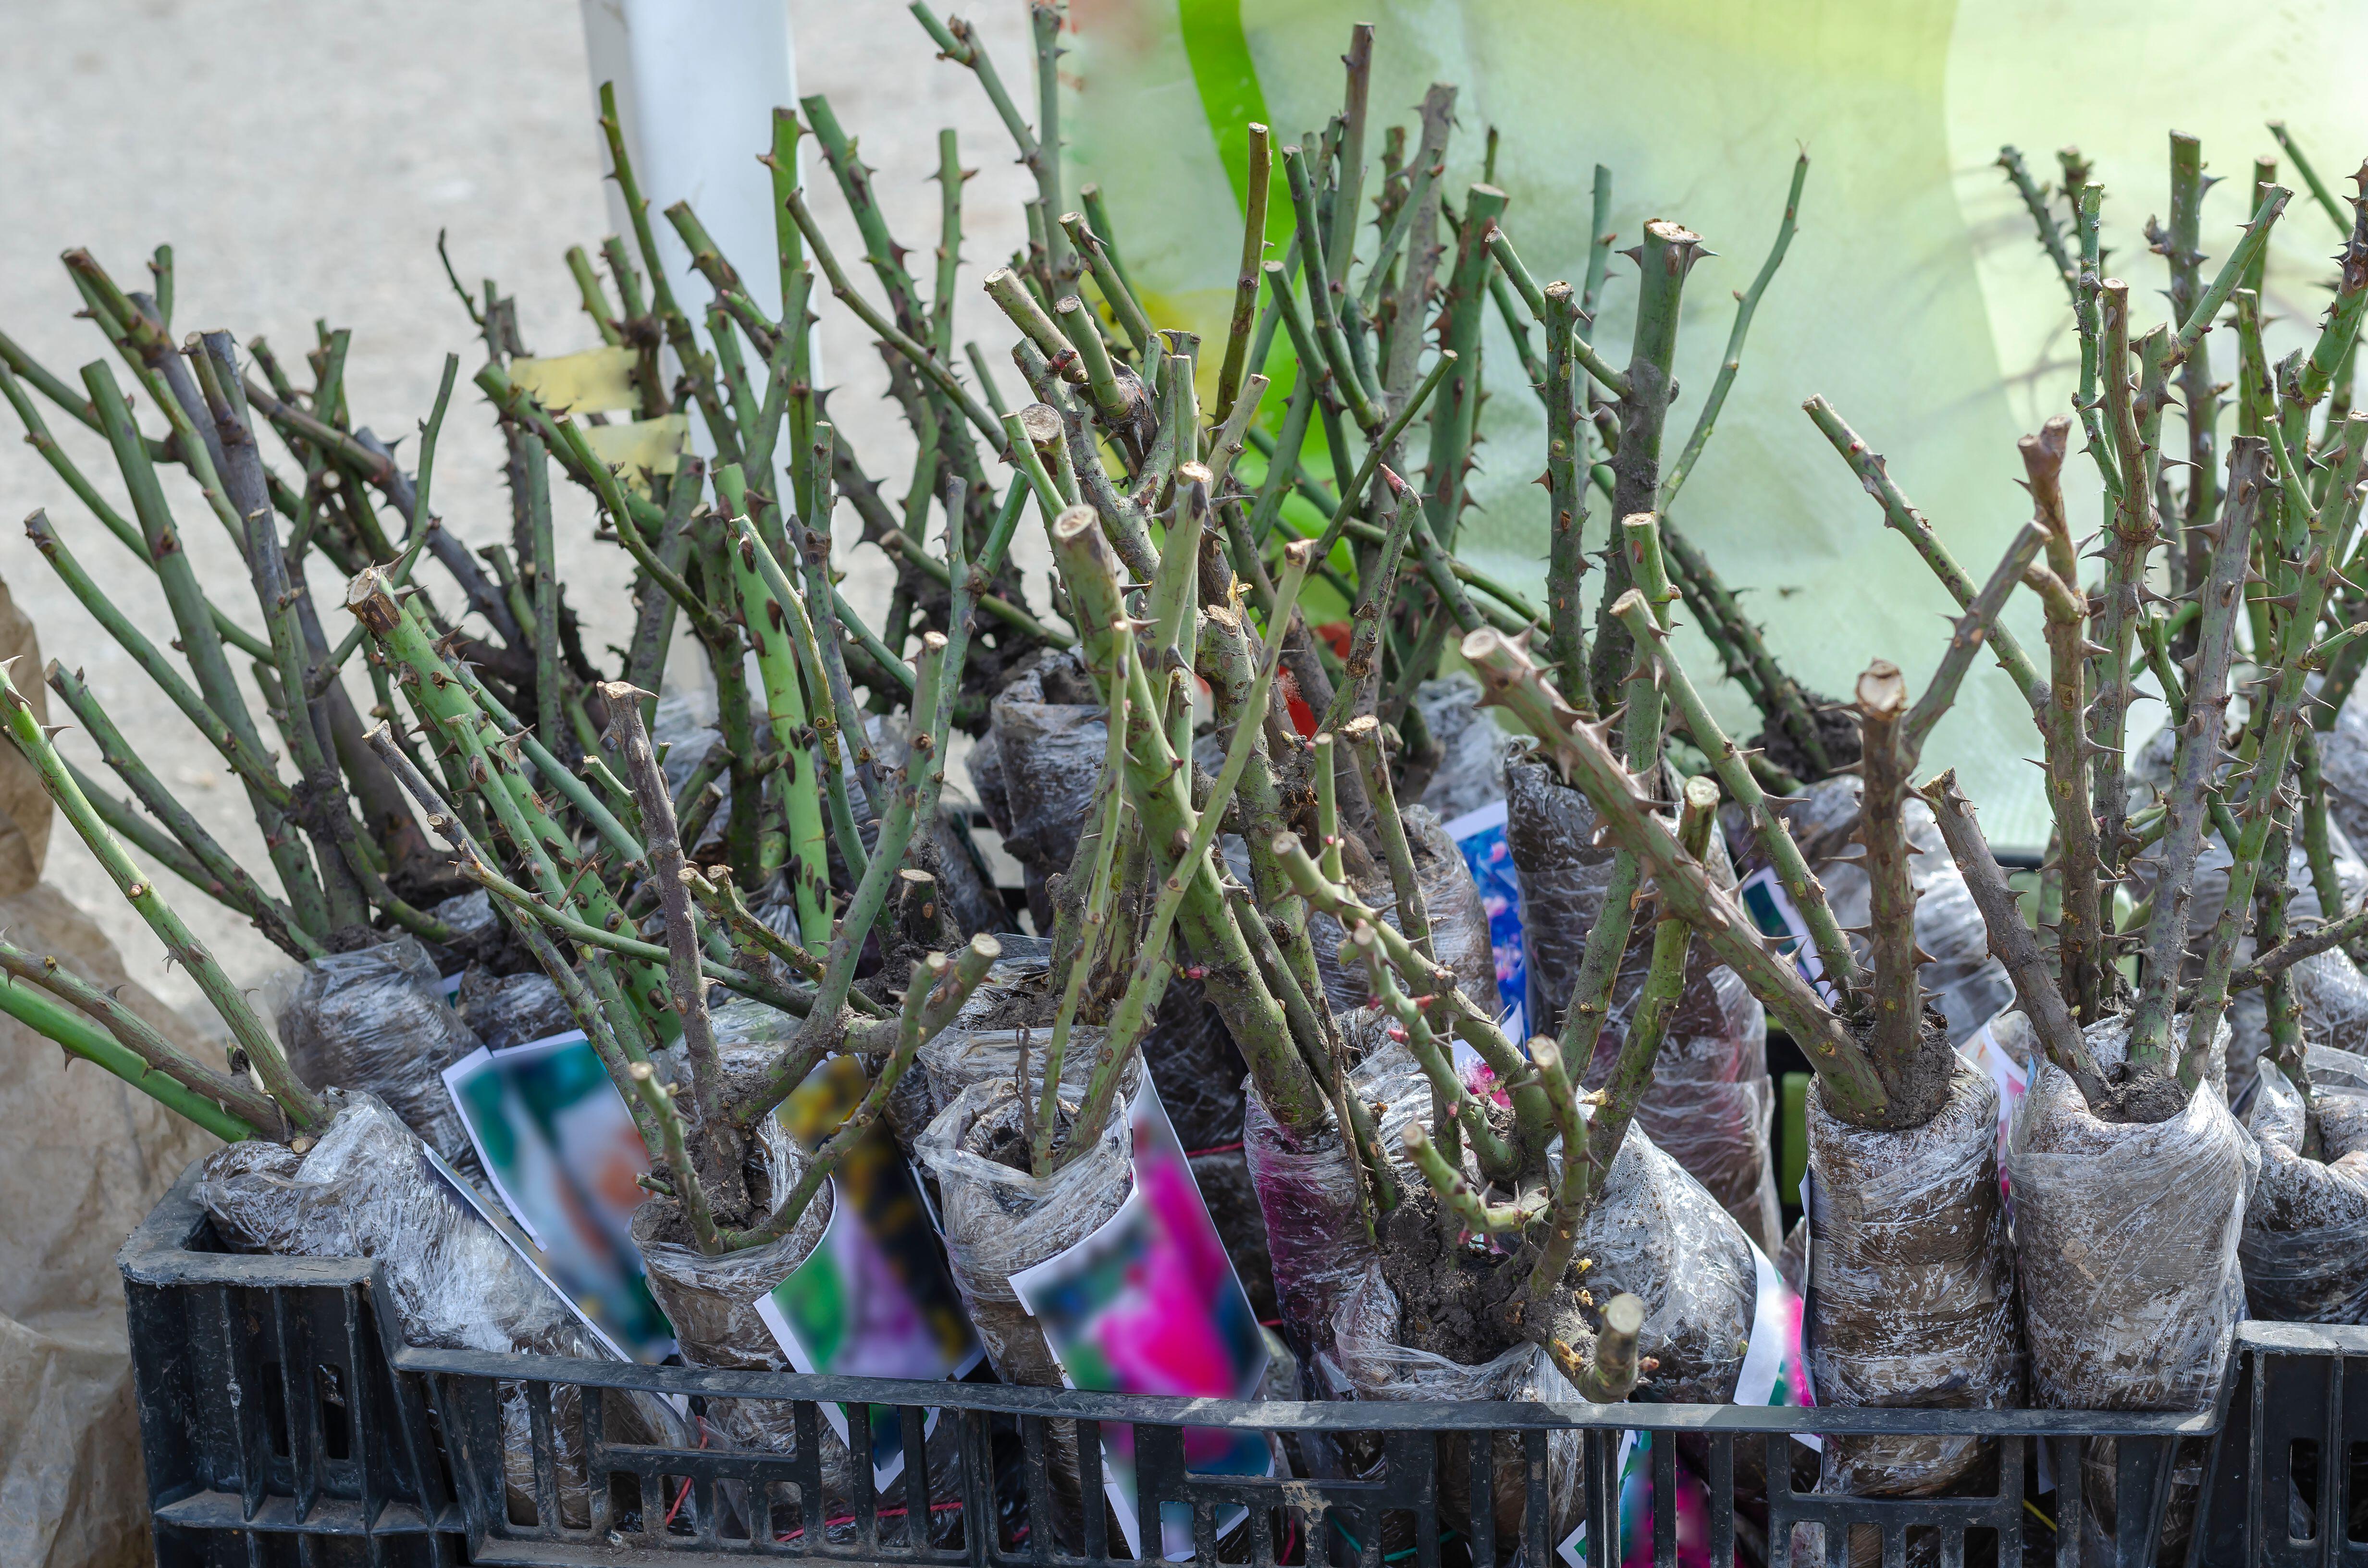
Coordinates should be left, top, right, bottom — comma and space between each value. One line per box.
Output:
2014, 1016, 2253, 1568
1781, 777, 2017, 1047
424, 888, 510, 972
1310, 803, 1501, 1062
915, 1021, 1108, 1140
971, 651, 1106, 932
197, 1092, 684, 1527
1569, 1122, 1760, 1408
922, 945, 1272, 1318
1412, 673, 1509, 824
1357, 1035, 1761, 1404
2226, 947, 2368, 1112
2314, 689, 2368, 854
1243, 1078, 1379, 1388
1329, 1263, 1585, 1559
2242, 1048, 2368, 1323
1805, 1058, 2021, 1500
632, 1040, 969, 1543
274, 938, 486, 1180
2012, 1013, 2254, 1413
913, 1068, 1143, 1546
855, 713, 1004, 938
2178, 821, 2368, 938
1507, 757, 1781, 1248
456, 965, 576, 1051
628, 1115, 834, 1457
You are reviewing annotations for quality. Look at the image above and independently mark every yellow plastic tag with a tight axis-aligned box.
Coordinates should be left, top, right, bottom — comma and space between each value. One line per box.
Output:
509, 345, 639, 414
581, 414, 688, 493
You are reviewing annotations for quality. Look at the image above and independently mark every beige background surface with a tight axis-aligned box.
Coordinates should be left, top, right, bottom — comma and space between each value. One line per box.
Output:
0, 0, 1037, 1016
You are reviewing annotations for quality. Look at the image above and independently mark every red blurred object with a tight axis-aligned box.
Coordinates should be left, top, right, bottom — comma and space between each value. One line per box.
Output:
1316, 620, 1354, 660
1279, 665, 1318, 736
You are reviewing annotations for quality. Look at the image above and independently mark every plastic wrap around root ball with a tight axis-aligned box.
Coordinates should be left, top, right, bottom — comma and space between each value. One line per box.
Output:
969, 651, 1105, 932
2121, 799, 2368, 938
848, 713, 1003, 939
1777, 778, 2015, 1047
901, 955, 1273, 1322
925, 939, 1270, 1320
2226, 949, 2368, 1110
1329, 1263, 1585, 1559
1309, 804, 1499, 1047
2013, 1016, 2253, 1568
2304, 690, 2368, 863
2243, 1048, 2368, 1323
1347, 1043, 1760, 1409
913, 1067, 1144, 1545
456, 965, 575, 1050
197, 1092, 684, 1526
423, 888, 511, 973
274, 938, 486, 1179
629, 1111, 829, 1451
1245, 1077, 1380, 1391
2014, 1013, 2253, 1413
1806, 1059, 2021, 1502
1412, 673, 1509, 823
1507, 757, 1780, 1250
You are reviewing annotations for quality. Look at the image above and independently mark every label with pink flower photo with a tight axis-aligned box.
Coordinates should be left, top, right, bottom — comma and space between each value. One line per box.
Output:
1010, 1077, 1273, 1560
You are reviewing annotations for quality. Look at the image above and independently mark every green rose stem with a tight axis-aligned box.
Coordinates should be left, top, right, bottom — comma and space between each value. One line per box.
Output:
0, 660, 323, 1132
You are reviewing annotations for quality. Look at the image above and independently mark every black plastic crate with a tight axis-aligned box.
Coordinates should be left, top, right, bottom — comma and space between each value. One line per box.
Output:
127, 1158, 2274, 1568
2188, 1323, 2368, 1568
120, 1164, 466, 1567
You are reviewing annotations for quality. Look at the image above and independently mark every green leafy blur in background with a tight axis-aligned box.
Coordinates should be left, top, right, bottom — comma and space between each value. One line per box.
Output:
1066, 0, 2368, 849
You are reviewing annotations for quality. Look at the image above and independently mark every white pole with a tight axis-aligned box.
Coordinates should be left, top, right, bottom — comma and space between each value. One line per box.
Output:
579, 0, 797, 331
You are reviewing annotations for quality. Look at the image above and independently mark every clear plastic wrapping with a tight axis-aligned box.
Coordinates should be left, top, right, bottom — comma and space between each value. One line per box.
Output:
1805, 1058, 2021, 1499
887, 939, 1056, 1145
2242, 1047, 2368, 1323
970, 652, 1106, 932
1567, 1122, 1760, 1407
2011, 1013, 2255, 1413
1329, 1263, 1585, 1558
1607, 958, 1777, 1253
855, 714, 1003, 938
2227, 949, 2368, 1111
1782, 778, 2016, 1047
424, 889, 509, 972
1412, 673, 1510, 823
913, 1021, 1105, 1148
1243, 1078, 1379, 1388
633, 1040, 969, 1542
905, 957, 1278, 1333
1506, 757, 1781, 1248
912, 1068, 1142, 1544
455, 965, 575, 1051
628, 1116, 834, 1457
2015, 1016, 2252, 1568
196, 1092, 684, 1526
274, 938, 487, 1180
2171, 821, 2368, 939
1310, 806, 1498, 1027
1121, 974, 1272, 1324
2312, 690, 2368, 855
913, 1068, 1141, 1382
1354, 1040, 1764, 1410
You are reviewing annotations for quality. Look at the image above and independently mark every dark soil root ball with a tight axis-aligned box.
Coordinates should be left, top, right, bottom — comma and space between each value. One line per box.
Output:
2242, 1048, 2368, 1323
1505, 757, 1782, 1246
2016, 1014, 2253, 1568
1751, 696, 1862, 782
1806, 1056, 2022, 1511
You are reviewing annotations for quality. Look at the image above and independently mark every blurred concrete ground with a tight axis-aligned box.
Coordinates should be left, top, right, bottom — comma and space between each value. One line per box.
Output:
0, 0, 1034, 1014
